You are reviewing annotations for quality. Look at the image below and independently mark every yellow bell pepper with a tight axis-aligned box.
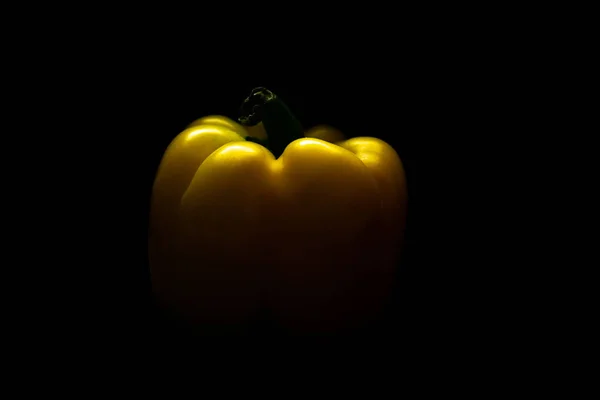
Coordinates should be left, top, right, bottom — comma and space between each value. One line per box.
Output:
149, 87, 407, 335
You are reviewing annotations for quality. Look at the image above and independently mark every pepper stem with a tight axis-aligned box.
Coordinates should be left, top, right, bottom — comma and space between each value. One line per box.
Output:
239, 87, 304, 158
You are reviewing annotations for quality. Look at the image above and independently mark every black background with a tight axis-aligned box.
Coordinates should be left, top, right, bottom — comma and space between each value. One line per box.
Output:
4, 6, 564, 376
25, 37, 521, 355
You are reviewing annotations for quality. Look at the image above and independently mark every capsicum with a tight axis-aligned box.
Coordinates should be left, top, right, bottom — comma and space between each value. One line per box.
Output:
149, 87, 407, 335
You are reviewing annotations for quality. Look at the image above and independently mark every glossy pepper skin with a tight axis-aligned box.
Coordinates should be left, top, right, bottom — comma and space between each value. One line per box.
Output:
149, 88, 407, 335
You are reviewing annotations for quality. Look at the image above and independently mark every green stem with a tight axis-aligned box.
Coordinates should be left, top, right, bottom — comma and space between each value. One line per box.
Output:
238, 87, 304, 158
